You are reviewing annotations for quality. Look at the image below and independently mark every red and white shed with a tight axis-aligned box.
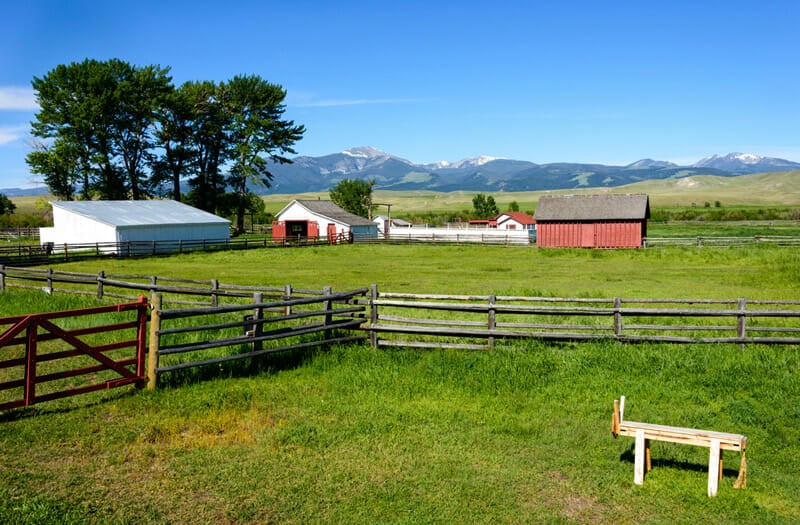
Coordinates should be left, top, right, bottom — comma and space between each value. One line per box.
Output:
495, 212, 536, 231
273, 199, 378, 243
534, 194, 649, 248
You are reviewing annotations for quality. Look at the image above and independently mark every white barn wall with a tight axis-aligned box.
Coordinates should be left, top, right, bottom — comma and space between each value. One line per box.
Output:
41, 207, 118, 245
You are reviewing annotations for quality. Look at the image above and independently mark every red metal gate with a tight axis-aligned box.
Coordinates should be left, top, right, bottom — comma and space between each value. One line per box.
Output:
0, 296, 149, 411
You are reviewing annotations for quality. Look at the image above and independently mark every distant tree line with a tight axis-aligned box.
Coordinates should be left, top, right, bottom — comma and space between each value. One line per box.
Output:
26, 58, 305, 233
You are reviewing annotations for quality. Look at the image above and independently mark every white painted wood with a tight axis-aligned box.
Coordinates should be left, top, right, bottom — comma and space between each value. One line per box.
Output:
708, 439, 721, 497
634, 429, 645, 485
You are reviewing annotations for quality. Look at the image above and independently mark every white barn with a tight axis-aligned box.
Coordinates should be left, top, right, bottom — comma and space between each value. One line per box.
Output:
273, 199, 378, 242
40, 200, 231, 253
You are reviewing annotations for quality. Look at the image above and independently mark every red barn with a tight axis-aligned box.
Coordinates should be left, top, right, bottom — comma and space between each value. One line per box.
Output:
534, 194, 649, 248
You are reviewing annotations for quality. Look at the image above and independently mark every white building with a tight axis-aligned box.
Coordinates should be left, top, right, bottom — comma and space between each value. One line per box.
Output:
273, 200, 378, 242
372, 215, 412, 235
40, 200, 231, 253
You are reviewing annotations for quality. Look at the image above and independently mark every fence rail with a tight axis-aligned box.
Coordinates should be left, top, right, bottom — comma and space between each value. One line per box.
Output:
147, 288, 369, 387
362, 286, 800, 349
0, 265, 329, 308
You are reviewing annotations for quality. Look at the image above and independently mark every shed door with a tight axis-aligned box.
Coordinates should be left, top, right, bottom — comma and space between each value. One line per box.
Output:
580, 223, 595, 247
308, 221, 319, 239
272, 221, 285, 242
327, 223, 337, 243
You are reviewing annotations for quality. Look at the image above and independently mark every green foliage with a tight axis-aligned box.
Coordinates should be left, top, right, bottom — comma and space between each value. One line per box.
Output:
329, 178, 375, 217
0, 193, 15, 215
27, 59, 303, 210
223, 74, 305, 233
509, 200, 520, 212
471, 193, 499, 219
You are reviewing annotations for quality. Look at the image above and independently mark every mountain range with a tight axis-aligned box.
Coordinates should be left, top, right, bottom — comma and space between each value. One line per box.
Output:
3, 149, 798, 197
260, 147, 800, 194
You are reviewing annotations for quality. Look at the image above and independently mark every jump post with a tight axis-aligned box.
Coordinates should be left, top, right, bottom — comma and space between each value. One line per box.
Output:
611, 396, 747, 497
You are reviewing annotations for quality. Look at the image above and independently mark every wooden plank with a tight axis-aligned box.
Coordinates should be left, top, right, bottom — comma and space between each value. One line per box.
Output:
634, 429, 645, 485
708, 440, 721, 497
618, 421, 745, 450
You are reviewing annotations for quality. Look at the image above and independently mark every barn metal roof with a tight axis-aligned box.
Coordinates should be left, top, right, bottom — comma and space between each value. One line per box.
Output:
534, 194, 650, 221
50, 200, 231, 228
288, 200, 376, 227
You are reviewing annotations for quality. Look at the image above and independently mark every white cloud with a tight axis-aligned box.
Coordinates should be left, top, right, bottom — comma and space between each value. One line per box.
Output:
0, 87, 38, 111
0, 125, 29, 145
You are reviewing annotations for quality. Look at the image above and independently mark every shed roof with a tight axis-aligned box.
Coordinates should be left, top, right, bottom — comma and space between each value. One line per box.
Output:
534, 194, 650, 221
496, 212, 536, 225
50, 200, 231, 228
282, 200, 376, 227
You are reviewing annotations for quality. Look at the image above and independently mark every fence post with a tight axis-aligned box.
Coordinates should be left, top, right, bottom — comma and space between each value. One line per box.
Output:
737, 297, 747, 349
488, 294, 496, 349
135, 295, 148, 384
211, 279, 219, 306
370, 284, 378, 349
613, 297, 622, 338
97, 270, 105, 298
0, 264, 5, 292
323, 286, 333, 341
283, 284, 292, 316
46, 268, 53, 294
252, 292, 264, 352
147, 293, 162, 390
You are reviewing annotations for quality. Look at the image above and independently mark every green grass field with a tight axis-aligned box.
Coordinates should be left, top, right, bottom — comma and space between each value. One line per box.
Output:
259, 171, 800, 216
1, 231, 799, 523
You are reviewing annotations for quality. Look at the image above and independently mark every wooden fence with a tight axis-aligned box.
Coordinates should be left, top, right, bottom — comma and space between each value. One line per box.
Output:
0, 235, 336, 266
361, 286, 800, 349
644, 236, 800, 247
0, 265, 330, 308
147, 288, 369, 388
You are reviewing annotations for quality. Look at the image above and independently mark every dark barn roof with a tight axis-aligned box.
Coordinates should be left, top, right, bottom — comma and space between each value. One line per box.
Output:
293, 199, 376, 227
535, 194, 650, 221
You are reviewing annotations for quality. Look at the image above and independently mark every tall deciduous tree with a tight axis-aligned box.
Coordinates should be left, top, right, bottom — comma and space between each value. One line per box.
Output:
224, 75, 305, 233
28, 58, 171, 200
472, 193, 498, 219
329, 178, 375, 218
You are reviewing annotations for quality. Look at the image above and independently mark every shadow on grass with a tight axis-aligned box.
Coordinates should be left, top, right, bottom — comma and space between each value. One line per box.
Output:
619, 444, 741, 478
156, 340, 324, 389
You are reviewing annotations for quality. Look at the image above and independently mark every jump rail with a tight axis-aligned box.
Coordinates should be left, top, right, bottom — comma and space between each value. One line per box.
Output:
612, 396, 747, 497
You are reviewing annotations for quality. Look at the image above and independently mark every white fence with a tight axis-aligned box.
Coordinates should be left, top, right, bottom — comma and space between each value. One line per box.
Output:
387, 226, 533, 245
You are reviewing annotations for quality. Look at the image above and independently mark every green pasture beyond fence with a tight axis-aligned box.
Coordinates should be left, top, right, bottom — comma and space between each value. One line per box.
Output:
1, 232, 800, 267
1, 266, 799, 397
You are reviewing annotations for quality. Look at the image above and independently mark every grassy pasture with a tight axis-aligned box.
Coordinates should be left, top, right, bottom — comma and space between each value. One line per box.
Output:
260, 171, 800, 216
1, 240, 799, 523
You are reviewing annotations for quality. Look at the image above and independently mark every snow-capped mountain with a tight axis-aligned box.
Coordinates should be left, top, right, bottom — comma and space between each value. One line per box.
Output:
251, 147, 800, 194
626, 159, 679, 169
425, 156, 504, 170
692, 153, 800, 173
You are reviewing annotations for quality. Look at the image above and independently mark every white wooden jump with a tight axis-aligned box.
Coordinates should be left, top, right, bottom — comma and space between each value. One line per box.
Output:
611, 396, 747, 497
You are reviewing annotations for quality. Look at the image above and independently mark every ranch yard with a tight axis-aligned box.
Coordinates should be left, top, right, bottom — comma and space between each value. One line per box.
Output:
0, 243, 799, 524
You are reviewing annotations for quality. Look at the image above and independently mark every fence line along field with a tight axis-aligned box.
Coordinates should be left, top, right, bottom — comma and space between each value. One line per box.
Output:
0, 243, 798, 524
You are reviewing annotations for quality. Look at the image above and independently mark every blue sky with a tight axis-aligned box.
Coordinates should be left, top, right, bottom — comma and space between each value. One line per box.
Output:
1, 0, 798, 189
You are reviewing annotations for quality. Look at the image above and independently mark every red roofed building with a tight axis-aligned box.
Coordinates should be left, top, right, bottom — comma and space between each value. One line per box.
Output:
495, 212, 536, 231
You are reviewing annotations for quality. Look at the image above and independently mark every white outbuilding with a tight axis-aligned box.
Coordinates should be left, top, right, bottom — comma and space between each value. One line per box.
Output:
40, 200, 231, 253
273, 199, 378, 243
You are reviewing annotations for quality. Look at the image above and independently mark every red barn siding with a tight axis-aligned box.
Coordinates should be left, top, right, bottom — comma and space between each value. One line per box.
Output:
537, 221, 643, 248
